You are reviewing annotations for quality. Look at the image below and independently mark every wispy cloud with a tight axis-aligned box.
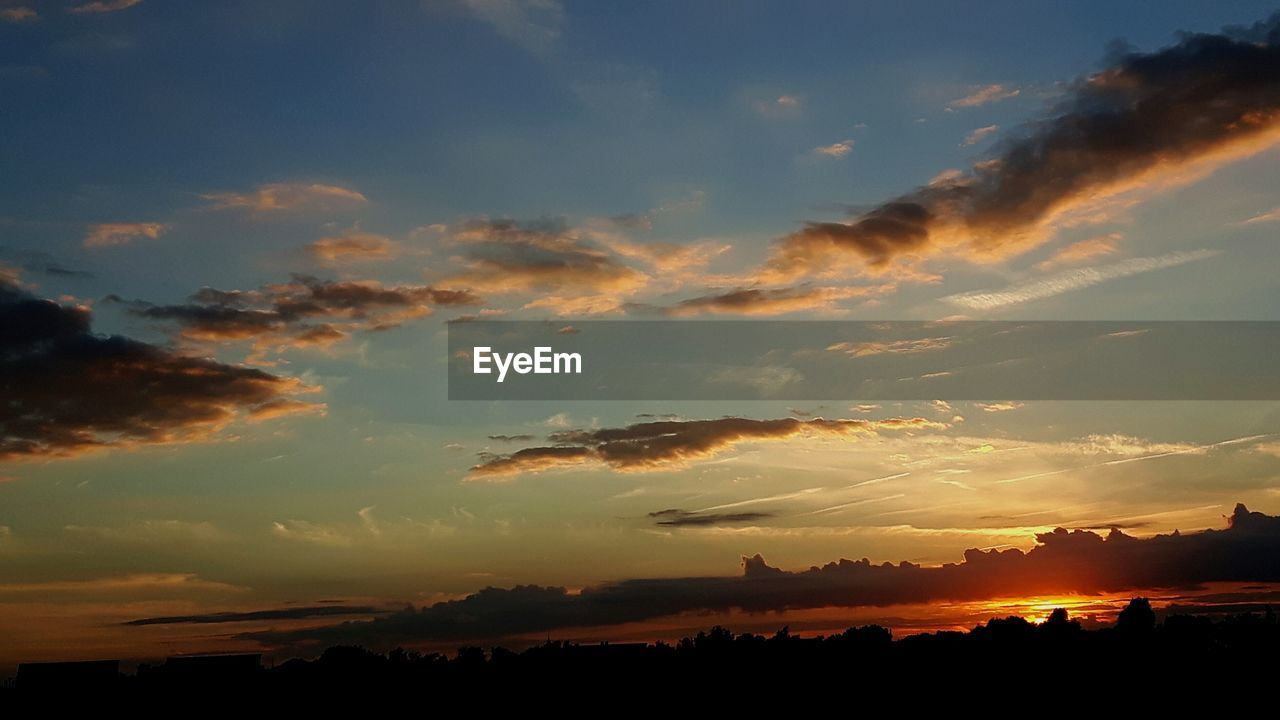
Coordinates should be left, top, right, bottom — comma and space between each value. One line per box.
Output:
827, 336, 952, 358
0, 6, 37, 22
1239, 206, 1280, 225
648, 509, 773, 527
813, 139, 854, 157
202, 182, 368, 214
1036, 233, 1121, 269
308, 231, 396, 263
976, 402, 1023, 413
943, 250, 1217, 309
0, 573, 244, 595
961, 124, 999, 146
948, 83, 1020, 109
755, 94, 802, 118
69, 0, 141, 14
83, 222, 168, 248
464, 0, 565, 54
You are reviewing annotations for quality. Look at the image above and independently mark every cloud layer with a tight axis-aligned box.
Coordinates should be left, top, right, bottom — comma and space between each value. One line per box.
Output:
252, 503, 1280, 647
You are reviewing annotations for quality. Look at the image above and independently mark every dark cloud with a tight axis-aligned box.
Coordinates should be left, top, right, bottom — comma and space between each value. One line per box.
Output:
124, 605, 388, 626
0, 278, 319, 460
251, 504, 1280, 648
648, 509, 774, 527
443, 218, 650, 314
111, 274, 481, 347
762, 17, 1280, 279
661, 285, 892, 317
0, 247, 94, 279
469, 416, 945, 478
41, 265, 96, 279
487, 434, 536, 442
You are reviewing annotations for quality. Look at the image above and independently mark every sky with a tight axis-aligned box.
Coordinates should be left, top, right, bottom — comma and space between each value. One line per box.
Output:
3, 0, 1280, 671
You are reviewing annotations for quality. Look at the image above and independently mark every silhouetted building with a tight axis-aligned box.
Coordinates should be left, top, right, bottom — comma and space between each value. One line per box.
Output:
16, 659, 119, 691
159, 653, 262, 684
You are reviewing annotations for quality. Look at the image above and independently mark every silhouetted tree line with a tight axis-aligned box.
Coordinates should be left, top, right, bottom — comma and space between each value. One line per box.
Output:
6, 598, 1280, 700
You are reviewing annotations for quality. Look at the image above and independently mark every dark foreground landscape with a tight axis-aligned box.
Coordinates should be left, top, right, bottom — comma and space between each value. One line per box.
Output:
5, 598, 1279, 701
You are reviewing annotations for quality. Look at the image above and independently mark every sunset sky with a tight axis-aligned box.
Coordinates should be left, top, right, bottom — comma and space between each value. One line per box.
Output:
4, 1, 1280, 671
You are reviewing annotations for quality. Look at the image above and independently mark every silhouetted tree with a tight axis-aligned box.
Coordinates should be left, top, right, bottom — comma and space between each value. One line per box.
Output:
1117, 597, 1156, 634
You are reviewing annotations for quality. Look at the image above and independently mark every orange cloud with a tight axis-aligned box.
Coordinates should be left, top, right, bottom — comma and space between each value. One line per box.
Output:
814, 139, 855, 157
961, 124, 999, 146
202, 182, 368, 214
757, 29, 1280, 282
308, 231, 395, 263
1036, 233, 1121, 269
69, 0, 141, 13
0, 6, 37, 22
83, 222, 169, 248
949, 83, 1020, 109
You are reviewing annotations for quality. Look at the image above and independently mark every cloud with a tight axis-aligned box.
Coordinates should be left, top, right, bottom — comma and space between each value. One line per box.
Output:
251, 504, 1280, 647
464, 0, 564, 54
0, 573, 244, 595
308, 231, 395, 263
961, 124, 999, 147
754, 94, 802, 118
0, 277, 321, 460
469, 416, 946, 478
942, 249, 1217, 309
272, 520, 354, 548
976, 402, 1023, 413
1239, 206, 1280, 225
124, 605, 389, 626
759, 21, 1280, 280
813, 139, 854, 158
1059, 433, 1201, 458
248, 398, 327, 422
608, 190, 707, 231
948, 84, 1021, 109
64, 520, 223, 543
69, 0, 140, 13
662, 285, 891, 317
596, 235, 727, 276
112, 274, 480, 350
201, 182, 368, 214
83, 222, 168, 248
826, 336, 952, 358
649, 509, 774, 527
0, 6, 36, 22
443, 218, 650, 314
0, 247, 95, 279
1035, 233, 1121, 269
